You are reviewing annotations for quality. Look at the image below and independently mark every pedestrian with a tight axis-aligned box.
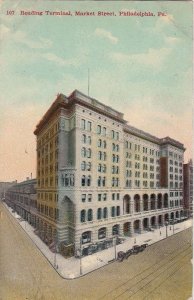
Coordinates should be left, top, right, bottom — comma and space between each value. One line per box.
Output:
160, 231, 161, 236
134, 238, 136, 244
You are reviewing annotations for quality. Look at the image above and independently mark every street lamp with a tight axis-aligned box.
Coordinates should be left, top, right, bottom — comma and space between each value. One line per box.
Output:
165, 221, 168, 238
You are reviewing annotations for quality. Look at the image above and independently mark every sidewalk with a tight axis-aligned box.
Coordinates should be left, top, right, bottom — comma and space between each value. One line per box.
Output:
4, 202, 192, 279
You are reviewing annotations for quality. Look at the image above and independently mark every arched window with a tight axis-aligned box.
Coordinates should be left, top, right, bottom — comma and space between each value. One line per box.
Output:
61, 174, 65, 186
82, 134, 86, 143
98, 151, 101, 160
81, 147, 86, 157
88, 209, 93, 221
97, 125, 101, 134
103, 152, 107, 161
65, 174, 69, 186
82, 231, 91, 244
80, 210, 86, 223
98, 139, 102, 147
70, 174, 74, 186
103, 141, 106, 149
98, 227, 106, 239
81, 175, 86, 186
87, 136, 91, 145
97, 208, 102, 220
116, 206, 120, 216
98, 176, 101, 187
98, 164, 101, 172
87, 162, 91, 171
111, 206, 115, 217
81, 161, 86, 171
103, 207, 108, 219
112, 143, 115, 151
87, 175, 91, 186
112, 224, 119, 235
102, 177, 106, 186
87, 149, 91, 158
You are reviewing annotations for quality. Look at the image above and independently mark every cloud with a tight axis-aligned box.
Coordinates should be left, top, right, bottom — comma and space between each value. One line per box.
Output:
94, 28, 118, 44
110, 47, 171, 68
165, 36, 180, 45
41, 52, 80, 67
14, 30, 52, 49
1, 25, 52, 49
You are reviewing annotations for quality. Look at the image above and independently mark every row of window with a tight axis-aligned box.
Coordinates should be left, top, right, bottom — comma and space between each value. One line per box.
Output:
37, 124, 59, 148
81, 176, 119, 188
169, 152, 183, 160
170, 191, 182, 197
82, 226, 118, 244
61, 174, 75, 187
169, 174, 182, 180
81, 175, 162, 188
37, 192, 58, 202
81, 192, 120, 202
125, 142, 160, 156
169, 160, 182, 167
81, 134, 92, 145
81, 148, 92, 158
80, 206, 121, 222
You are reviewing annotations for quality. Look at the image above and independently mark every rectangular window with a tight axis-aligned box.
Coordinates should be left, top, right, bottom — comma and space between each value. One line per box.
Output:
87, 121, 92, 131
103, 193, 107, 201
81, 194, 86, 202
102, 127, 106, 136
98, 194, 102, 201
97, 125, 101, 134
81, 119, 86, 130
88, 194, 92, 202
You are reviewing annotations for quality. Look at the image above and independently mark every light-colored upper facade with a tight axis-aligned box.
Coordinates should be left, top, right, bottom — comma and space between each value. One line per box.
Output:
34, 90, 185, 252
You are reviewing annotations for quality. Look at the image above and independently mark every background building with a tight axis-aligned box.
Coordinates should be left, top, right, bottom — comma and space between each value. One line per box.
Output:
5, 179, 37, 226
33, 90, 185, 256
0, 181, 16, 200
183, 159, 193, 217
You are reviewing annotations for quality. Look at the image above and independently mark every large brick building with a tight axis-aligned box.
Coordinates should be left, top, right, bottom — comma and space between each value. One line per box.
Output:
32, 90, 185, 256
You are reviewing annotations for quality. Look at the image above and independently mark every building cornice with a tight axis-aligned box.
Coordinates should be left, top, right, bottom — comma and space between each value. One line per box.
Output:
34, 90, 185, 150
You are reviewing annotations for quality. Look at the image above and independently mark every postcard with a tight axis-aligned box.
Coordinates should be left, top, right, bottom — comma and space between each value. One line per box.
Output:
0, 1, 193, 299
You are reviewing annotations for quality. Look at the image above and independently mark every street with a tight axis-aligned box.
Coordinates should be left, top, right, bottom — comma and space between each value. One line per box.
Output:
0, 201, 192, 300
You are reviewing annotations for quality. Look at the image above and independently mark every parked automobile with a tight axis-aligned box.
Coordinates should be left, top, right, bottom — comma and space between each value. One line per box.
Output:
117, 251, 126, 262
125, 249, 133, 259
132, 245, 142, 254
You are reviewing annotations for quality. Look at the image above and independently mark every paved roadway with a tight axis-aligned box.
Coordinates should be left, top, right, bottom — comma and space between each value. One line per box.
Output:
0, 201, 192, 300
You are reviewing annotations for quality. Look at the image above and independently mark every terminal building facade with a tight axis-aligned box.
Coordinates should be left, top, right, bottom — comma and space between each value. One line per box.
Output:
33, 90, 185, 256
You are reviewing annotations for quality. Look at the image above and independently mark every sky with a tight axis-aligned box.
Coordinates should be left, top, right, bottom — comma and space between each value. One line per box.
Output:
0, 0, 193, 182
